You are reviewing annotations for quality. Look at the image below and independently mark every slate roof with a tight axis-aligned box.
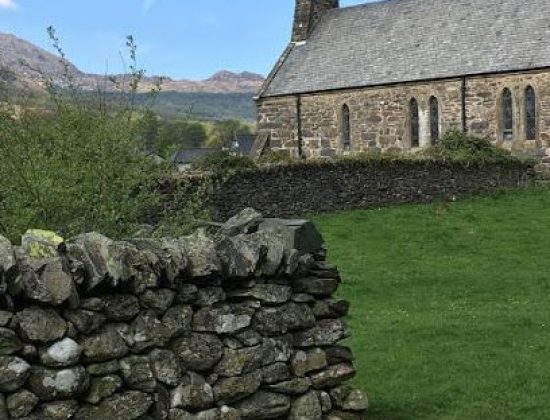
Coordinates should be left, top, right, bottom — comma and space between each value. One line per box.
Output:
171, 148, 218, 164
260, 0, 550, 97
228, 134, 256, 156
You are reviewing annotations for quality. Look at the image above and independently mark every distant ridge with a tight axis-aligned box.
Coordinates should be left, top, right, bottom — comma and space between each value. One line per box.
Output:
0, 32, 265, 94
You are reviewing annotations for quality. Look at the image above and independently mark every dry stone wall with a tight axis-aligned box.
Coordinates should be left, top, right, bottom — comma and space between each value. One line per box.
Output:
207, 160, 535, 220
0, 209, 367, 419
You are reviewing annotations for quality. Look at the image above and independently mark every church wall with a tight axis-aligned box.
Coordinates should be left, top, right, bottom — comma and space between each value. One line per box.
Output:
257, 68, 550, 157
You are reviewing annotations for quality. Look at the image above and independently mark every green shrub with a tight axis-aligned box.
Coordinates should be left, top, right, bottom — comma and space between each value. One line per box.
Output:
0, 31, 176, 242
258, 150, 296, 165
424, 129, 515, 163
191, 151, 257, 173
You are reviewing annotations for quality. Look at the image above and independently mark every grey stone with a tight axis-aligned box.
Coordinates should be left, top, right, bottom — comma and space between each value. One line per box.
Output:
13, 258, 74, 305
268, 377, 311, 395
63, 309, 106, 334
293, 319, 349, 347
120, 355, 156, 391
291, 348, 327, 376
80, 297, 105, 311
40, 338, 82, 367
234, 329, 262, 347
64, 233, 113, 291
84, 375, 122, 404
0, 356, 31, 392
103, 295, 140, 321
181, 230, 222, 278
215, 338, 291, 377
227, 284, 292, 304
293, 277, 339, 297
342, 389, 369, 412
162, 305, 193, 337
291, 293, 315, 303
6, 389, 39, 418
259, 219, 324, 256
325, 346, 354, 365
39, 400, 79, 419
176, 284, 198, 304
0, 327, 23, 355
170, 372, 214, 411
75, 391, 153, 420
80, 326, 129, 362
139, 289, 176, 312
0, 312, 13, 327
27, 366, 89, 401
195, 287, 226, 307
150, 349, 183, 386
16, 306, 67, 343
0, 394, 7, 420
216, 235, 266, 278
253, 303, 315, 336
235, 391, 291, 419
212, 370, 262, 405
290, 391, 322, 419
86, 360, 120, 376
318, 391, 333, 413
219, 208, 263, 237
312, 300, 350, 319
0, 235, 16, 275
261, 362, 291, 385
193, 305, 252, 334
173, 333, 223, 372
130, 311, 171, 352
310, 364, 356, 389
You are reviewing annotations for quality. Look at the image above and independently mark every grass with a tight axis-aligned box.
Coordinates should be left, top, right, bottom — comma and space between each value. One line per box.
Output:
312, 187, 550, 420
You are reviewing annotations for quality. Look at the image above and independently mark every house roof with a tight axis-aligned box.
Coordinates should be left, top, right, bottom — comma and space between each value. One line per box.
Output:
171, 148, 218, 164
260, 0, 550, 98
231, 134, 256, 156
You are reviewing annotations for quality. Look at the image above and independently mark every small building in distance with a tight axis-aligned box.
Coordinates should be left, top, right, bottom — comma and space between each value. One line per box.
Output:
257, 0, 550, 158
171, 148, 218, 171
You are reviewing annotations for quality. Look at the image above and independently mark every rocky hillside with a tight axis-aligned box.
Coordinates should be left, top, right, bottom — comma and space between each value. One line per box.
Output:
0, 33, 264, 94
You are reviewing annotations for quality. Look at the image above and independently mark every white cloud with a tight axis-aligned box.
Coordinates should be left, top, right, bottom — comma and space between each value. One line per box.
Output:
142, 0, 156, 14
0, 0, 17, 10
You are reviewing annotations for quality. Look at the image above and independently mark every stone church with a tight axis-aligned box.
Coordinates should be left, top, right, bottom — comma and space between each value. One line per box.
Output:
256, 0, 550, 158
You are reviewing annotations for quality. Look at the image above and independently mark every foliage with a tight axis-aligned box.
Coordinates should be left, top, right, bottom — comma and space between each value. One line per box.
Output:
423, 129, 516, 162
191, 150, 256, 173
257, 150, 296, 165
313, 186, 550, 419
0, 30, 172, 242
206, 119, 253, 148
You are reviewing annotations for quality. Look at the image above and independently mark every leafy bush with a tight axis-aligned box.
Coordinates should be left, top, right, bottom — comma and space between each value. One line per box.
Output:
191, 151, 257, 173
0, 31, 173, 242
258, 150, 296, 165
424, 129, 515, 162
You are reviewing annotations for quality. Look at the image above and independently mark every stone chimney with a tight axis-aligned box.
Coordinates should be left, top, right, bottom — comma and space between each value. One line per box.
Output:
292, 0, 339, 43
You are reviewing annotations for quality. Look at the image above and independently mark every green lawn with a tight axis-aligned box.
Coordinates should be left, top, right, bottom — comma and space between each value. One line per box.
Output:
312, 187, 550, 420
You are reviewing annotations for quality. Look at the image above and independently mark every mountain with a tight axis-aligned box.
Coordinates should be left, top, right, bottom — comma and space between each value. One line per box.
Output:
0, 33, 264, 94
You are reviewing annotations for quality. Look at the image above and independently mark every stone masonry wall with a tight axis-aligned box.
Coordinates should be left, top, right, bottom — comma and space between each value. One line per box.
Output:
0, 210, 367, 419
208, 160, 534, 220
257, 68, 550, 158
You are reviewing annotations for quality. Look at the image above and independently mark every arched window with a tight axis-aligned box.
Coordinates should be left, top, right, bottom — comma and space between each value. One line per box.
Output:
429, 96, 440, 144
410, 98, 419, 148
341, 104, 351, 149
525, 86, 536, 141
502, 88, 514, 141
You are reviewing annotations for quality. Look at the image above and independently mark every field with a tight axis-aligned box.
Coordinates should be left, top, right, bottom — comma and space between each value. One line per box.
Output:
312, 187, 550, 420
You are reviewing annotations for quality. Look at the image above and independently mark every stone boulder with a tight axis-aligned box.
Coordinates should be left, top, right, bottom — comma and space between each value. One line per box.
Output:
40, 338, 82, 367
253, 303, 316, 336
21, 230, 64, 259
6, 389, 39, 418
172, 333, 223, 372
212, 370, 262, 405
235, 391, 291, 419
16, 307, 67, 344
0, 356, 31, 392
170, 372, 214, 411
27, 366, 89, 400
0, 327, 23, 355
75, 391, 153, 420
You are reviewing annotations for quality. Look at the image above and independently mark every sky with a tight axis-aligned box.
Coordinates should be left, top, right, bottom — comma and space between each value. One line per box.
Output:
0, 0, 369, 80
